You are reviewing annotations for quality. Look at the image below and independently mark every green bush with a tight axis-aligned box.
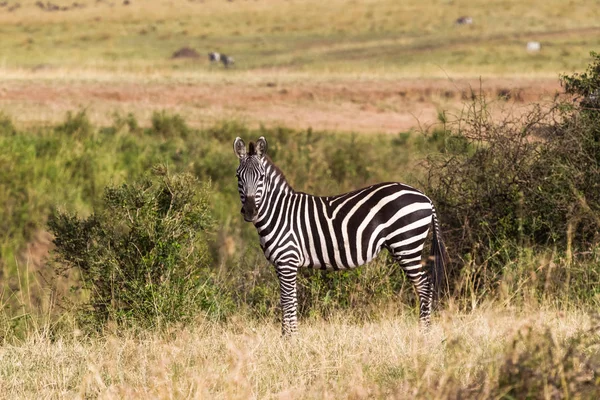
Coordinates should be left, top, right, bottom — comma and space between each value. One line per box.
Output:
147, 111, 190, 138
561, 51, 600, 112
426, 99, 548, 277
54, 110, 93, 138
296, 256, 411, 320
226, 252, 414, 322
328, 135, 371, 183
114, 112, 140, 134
0, 113, 16, 136
48, 167, 231, 329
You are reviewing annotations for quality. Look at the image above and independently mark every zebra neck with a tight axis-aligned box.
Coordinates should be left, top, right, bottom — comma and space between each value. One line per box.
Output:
263, 159, 293, 193
255, 161, 295, 228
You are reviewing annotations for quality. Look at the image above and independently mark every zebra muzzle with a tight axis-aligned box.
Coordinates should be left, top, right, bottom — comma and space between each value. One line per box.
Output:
242, 197, 258, 222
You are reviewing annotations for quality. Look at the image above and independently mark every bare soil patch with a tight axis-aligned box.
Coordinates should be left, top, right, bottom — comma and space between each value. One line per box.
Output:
0, 77, 561, 133
171, 47, 201, 59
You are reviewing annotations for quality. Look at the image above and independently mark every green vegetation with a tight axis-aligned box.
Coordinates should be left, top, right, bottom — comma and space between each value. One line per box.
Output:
2, 56, 600, 328
48, 169, 222, 329
0, 0, 599, 386
0, 108, 438, 332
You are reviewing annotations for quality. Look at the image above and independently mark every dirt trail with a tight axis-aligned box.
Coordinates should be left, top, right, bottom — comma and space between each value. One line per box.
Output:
0, 78, 562, 133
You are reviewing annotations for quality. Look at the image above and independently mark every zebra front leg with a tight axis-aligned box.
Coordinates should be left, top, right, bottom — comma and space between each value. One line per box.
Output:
276, 265, 299, 336
399, 257, 434, 326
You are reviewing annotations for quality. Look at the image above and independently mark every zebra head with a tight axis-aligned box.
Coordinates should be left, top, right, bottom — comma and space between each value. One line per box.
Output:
233, 136, 268, 222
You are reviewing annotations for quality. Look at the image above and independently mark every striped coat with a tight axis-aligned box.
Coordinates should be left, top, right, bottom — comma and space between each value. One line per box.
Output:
234, 136, 448, 335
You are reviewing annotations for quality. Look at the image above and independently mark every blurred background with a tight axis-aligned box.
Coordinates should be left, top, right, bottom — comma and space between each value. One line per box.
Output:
0, 0, 598, 130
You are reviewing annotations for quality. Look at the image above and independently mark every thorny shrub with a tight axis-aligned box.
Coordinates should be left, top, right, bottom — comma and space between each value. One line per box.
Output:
426, 53, 600, 297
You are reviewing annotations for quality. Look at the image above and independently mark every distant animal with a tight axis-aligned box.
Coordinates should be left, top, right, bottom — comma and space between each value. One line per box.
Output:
209, 52, 234, 67
208, 52, 221, 63
526, 41, 541, 52
221, 54, 234, 68
233, 137, 449, 335
455, 16, 473, 25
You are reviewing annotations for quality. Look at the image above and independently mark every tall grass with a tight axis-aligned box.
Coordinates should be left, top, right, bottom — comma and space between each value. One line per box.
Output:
0, 306, 596, 398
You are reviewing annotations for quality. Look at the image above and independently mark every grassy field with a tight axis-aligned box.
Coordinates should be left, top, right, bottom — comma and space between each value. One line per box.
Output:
0, 0, 598, 77
1, 1, 600, 398
1, 107, 599, 397
2, 0, 593, 133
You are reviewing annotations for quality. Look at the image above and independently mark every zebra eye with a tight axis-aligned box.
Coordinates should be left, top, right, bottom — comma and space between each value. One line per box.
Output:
260, 174, 265, 179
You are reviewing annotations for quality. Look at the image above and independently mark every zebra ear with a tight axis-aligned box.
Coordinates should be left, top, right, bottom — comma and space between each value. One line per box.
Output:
233, 137, 246, 159
256, 137, 268, 158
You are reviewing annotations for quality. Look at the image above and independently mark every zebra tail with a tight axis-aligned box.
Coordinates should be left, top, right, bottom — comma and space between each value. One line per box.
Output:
430, 205, 449, 300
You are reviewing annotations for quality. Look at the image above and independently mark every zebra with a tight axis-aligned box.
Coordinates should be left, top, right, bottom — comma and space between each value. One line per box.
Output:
221, 54, 234, 68
234, 136, 448, 335
208, 52, 234, 67
455, 16, 473, 25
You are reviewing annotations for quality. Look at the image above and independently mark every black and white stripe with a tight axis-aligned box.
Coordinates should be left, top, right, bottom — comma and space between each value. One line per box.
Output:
208, 52, 221, 63
208, 52, 234, 67
234, 136, 448, 335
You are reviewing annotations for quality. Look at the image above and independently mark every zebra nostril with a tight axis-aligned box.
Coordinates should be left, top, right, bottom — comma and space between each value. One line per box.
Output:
240, 207, 245, 214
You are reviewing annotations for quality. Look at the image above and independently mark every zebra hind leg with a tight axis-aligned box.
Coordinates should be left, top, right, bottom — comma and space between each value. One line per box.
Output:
396, 255, 434, 326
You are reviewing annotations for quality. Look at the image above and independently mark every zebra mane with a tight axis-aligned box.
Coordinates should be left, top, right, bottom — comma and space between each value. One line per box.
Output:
264, 156, 291, 187
248, 142, 256, 155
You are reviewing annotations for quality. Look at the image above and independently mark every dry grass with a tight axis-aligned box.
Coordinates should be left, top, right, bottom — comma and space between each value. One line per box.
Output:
0, 304, 594, 399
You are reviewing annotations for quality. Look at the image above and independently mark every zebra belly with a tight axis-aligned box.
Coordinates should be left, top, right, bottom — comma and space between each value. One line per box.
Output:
298, 234, 385, 270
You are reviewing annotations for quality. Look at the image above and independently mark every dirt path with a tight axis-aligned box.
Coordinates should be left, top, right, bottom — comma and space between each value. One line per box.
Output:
0, 77, 562, 133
